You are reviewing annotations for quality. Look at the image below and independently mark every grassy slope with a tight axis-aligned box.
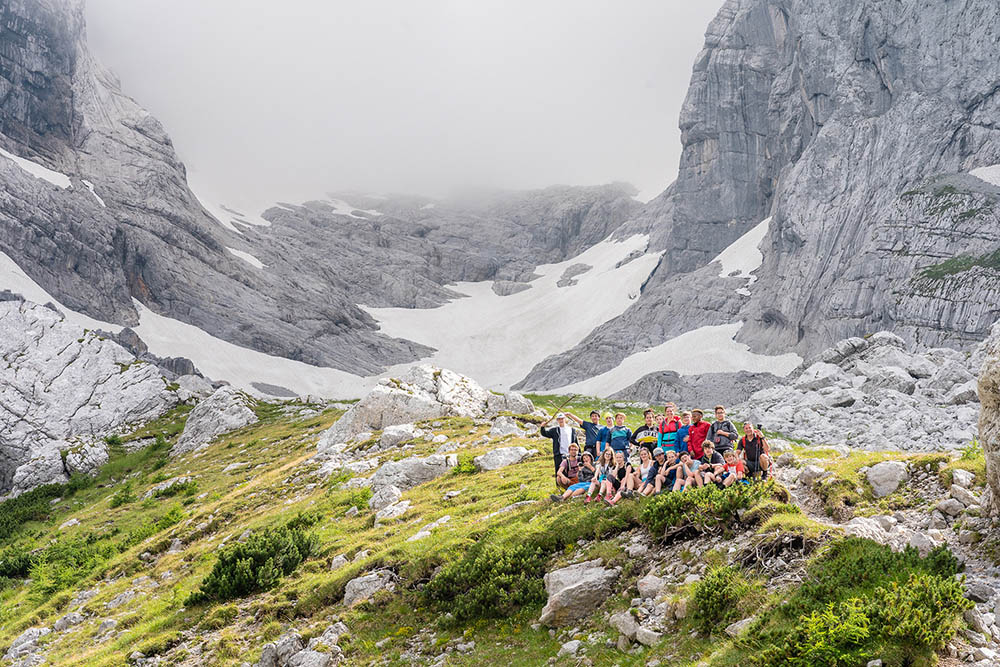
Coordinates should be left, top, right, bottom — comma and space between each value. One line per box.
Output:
0, 396, 985, 666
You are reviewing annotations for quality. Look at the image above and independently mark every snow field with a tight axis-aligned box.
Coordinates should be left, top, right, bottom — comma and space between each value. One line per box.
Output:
0, 146, 72, 189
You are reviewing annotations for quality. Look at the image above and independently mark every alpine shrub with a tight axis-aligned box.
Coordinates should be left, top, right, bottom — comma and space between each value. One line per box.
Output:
110, 482, 137, 508
691, 565, 761, 633
871, 573, 972, 649
187, 523, 317, 605
424, 537, 547, 622
640, 481, 774, 535
0, 483, 67, 540
760, 598, 874, 666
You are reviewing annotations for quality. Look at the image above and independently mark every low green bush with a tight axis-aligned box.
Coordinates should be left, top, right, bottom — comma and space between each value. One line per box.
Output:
691, 565, 762, 633
154, 479, 199, 498
0, 483, 67, 540
110, 482, 137, 508
0, 545, 35, 578
640, 481, 776, 535
187, 521, 318, 605
452, 454, 477, 474
740, 538, 970, 667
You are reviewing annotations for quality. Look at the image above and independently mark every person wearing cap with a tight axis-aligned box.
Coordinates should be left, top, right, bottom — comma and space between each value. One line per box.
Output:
686, 408, 711, 460
564, 410, 603, 459
540, 411, 580, 479
638, 447, 668, 495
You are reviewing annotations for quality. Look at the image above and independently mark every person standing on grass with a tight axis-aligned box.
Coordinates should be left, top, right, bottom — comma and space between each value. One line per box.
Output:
607, 412, 633, 457
737, 422, 771, 480
687, 408, 711, 460
597, 413, 614, 454
707, 405, 739, 455
540, 411, 579, 478
564, 410, 603, 459
658, 403, 682, 452
675, 411, 692, 456
630, 409, 660, 456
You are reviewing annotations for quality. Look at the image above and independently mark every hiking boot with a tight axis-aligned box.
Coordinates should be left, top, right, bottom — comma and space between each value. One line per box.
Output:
549, 494, 562, 502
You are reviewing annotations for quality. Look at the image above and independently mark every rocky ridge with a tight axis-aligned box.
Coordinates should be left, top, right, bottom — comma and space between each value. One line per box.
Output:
978, 320, 1000, 514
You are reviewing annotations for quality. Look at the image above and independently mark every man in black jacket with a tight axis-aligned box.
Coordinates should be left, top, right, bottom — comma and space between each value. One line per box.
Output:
540, 412, 579, 482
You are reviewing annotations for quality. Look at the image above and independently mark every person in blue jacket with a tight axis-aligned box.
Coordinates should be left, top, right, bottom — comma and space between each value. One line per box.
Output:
607, 412, 632, 456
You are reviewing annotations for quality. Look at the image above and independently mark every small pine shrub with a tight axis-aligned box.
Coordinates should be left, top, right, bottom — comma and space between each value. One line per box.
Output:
691, 565, 761, 633
424, 537, 547, 622
154, 479, 199, 498
641, 481, 775, 535
0, 545, 35, 578
110, 482, 137, 508
0, 483, 67, 540
760, 598, 874, 666
187, 522, 317, 605
66, 473, 94, 493
871, 573, 971, 650
452, 454, 477, 474
104, 434, 123, 447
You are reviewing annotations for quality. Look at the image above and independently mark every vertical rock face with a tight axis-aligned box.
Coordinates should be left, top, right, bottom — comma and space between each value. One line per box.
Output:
0, 300, 177, 495
979, 321, 1000, 515
524, 0, 1000, 390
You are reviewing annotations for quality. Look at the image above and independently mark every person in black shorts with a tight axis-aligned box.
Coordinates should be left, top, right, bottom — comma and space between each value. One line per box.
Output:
736, 421, 770, 480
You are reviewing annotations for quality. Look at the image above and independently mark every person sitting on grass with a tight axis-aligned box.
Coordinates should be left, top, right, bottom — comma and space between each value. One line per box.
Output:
605, 449, 634, 505
555, 442, 581, 490
737, 421, 771, 480
585, 447, 615, 504
675, 452, 699, 491
632, 446, 653, 489
640, 448, 679, 496
719, 448, 745, 487
553, 451, 596, 501
697, 441, 726, 486
607, 412, 633, 457
630, 408, 660, 456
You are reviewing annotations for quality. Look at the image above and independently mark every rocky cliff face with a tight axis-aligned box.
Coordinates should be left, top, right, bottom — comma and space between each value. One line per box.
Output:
0, 299, 177, 496
524, 0, 1000, 390
979, 321, 1000, 514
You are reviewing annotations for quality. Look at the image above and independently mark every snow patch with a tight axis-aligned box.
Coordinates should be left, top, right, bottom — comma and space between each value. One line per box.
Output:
131, 301, 367, 398
550, 322, 802, 396
713, 217, 770, 296
226, 247, 266, 269
327, 199, 382, 219
82, 180, 106, 207
0, 146, 71, 189
187, 172, 271, 233
0, 249, 366, 398
365, 235, 661, 391
970, 164, 1000, 188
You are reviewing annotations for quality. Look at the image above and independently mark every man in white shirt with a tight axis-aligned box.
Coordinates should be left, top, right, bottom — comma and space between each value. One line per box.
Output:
540, 412, 579, 484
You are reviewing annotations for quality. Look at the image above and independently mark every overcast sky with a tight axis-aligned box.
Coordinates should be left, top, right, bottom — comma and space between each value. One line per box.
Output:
86, 1, 724, 213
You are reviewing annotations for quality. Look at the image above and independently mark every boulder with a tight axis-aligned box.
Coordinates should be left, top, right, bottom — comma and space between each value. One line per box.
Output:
367, 485, 402, 511
343, 570, 397, 606
866, 461, 909, 498
142, 476, 193, 500
489, 416, 525, 438
609, 611, 638, 640
908, 531, 942, 556
4, 627, 51, 661
950, 484, 979, 507
936, 498, 965, 516
858, 364, 916, 395
318, 366, 532, 445
473, 447, 533, 471
945, 380, 979, 405
724, 616, 757, 638
0, 301, 178, 496
374, 500, 411, 523
378, 424, 421, 449
53, 612, 84, 632
636, 573, 666, 599
557, 640, 581, 657
369, 454, 455, 493
539, 559, 619, 626
952, 468, 976, 489
172, 386, 258, 456
257, 633, 304, 667
794, 362, 847, 391
797, 465, 829, 486
635, 627, 663, 647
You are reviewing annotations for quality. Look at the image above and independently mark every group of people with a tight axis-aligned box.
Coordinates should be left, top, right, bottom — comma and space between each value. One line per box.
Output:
539, 403, 771, 505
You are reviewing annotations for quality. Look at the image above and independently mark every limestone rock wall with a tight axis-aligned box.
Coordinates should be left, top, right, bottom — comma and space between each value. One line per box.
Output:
978, 321, 1000, 514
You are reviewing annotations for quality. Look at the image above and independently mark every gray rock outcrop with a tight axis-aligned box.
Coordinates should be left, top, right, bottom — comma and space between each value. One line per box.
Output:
343, 570, 397, 607
979, 321, 1000, 514
318, 366, 533, 445
0, 301, 177, 495
171, 386, 258, 456
539, 559, 620, 626
866, 461, 910, 498
741, 332, 980, 452
369, 454, 456, 494
473, 447, 534, 472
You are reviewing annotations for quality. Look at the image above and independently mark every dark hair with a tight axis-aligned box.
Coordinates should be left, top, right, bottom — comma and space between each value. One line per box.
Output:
714, 404, 725, 411
643, 409, 654, 417
590, 410, 600, 417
